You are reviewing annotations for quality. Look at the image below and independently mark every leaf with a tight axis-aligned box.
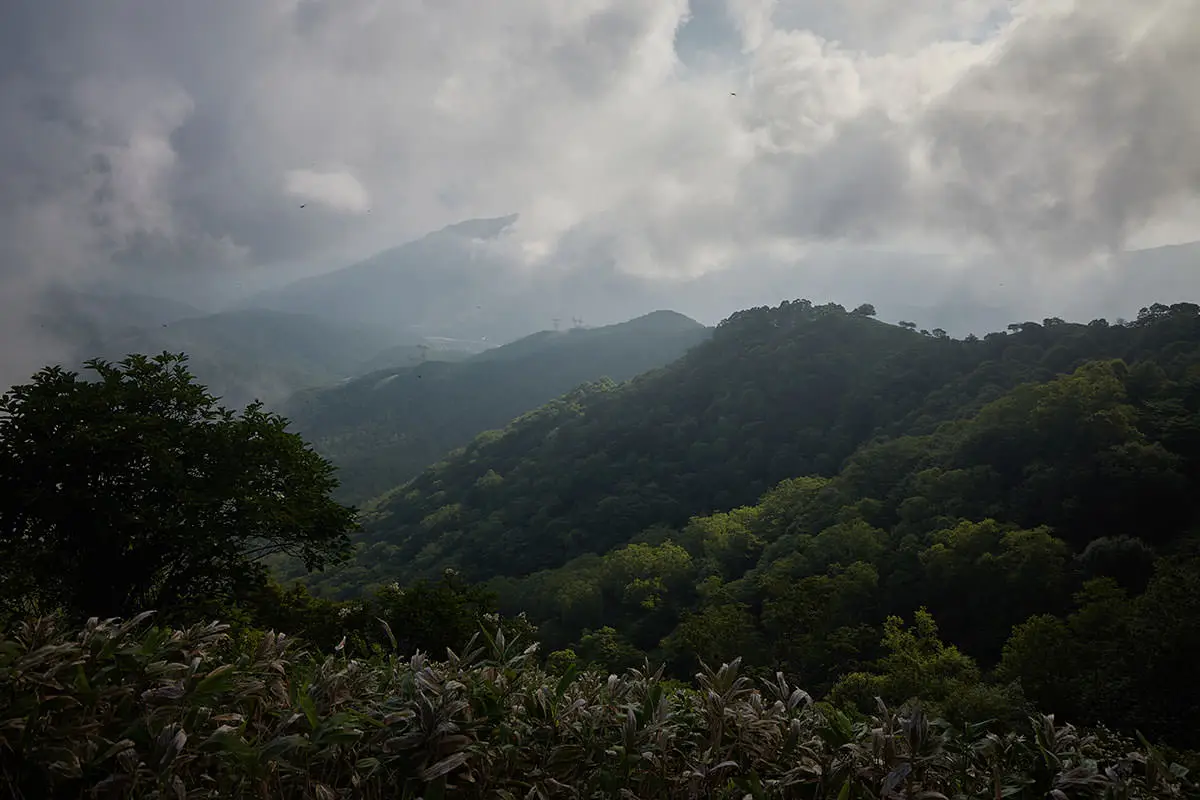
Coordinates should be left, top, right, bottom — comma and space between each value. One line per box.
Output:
883, 763, 912, 796
383, 709, 416, 726
299, 691, 319, 730
37, 694, 82, 713
262, 734, 312, 760
554, 664, 579, 702
546, 745, 585, 767
154, 724, 188, 768
356, 756, 382, 775
98, 738, 136, 763
377, 617, 398, 651
202, 726, 256, 760
419, 750, 471, 781
170, 728, 187, 759
194, 663, 237, 697
314, 720, 363, 747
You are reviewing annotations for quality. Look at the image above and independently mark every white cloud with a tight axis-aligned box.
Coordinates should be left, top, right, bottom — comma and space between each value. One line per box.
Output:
284, 168, 370, 213
0, 0, 1198, 383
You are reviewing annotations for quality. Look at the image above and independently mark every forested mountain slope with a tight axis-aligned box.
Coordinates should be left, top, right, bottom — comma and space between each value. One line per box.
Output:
354, 341, 476, 374
340, 300, 1199, 589
303, 299, 1200, 746
282, 311, 710, 504
486, 337, 1200, 743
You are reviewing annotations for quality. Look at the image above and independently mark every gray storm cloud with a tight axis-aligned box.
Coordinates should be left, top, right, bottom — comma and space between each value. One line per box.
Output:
920, 0, 1200, 259
0, 0, 1197, 385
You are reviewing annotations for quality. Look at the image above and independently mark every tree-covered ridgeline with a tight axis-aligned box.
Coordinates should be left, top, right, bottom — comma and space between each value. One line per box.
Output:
305, 300, 1200, 746
281, 311, 710, 505
342, 301, 1200, 590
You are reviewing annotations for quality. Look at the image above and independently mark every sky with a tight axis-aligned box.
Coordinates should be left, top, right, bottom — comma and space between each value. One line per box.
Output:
1, 0, 1199, 384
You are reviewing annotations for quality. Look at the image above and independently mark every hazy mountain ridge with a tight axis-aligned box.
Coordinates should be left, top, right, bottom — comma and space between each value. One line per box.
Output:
239, 214, 1200, 346
281, 310, 711, 504
24, 216, 1199, 414
33, 286, 210, 352
85, 307, 416, 408
355, 341, 477, 374
244, 215, 533, 342
468, 310, 704, 363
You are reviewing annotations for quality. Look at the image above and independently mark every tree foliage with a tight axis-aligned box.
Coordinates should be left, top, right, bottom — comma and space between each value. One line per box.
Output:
0, 353, 357, 623
296, 300, 1200, 747
340, 301, 1200, 592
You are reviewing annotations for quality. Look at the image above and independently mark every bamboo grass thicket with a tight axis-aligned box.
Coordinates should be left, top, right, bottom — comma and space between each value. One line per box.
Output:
0, 614, 1195, 799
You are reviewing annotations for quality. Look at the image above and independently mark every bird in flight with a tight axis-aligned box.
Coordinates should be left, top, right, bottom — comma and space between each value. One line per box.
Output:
299, 204, 306, 209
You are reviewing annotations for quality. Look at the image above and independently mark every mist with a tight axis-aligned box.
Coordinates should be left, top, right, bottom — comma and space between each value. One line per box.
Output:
2, 0, 1198, 389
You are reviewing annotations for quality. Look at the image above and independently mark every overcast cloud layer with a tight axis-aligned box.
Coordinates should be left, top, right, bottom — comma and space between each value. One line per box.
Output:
1, 0, 1198, 383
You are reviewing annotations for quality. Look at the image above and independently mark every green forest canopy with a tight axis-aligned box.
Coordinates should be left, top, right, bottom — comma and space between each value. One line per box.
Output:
301, 299, 1200, 747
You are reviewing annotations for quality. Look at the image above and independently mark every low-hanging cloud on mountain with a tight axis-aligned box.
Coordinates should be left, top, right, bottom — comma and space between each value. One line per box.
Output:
0, 0, 1197, 385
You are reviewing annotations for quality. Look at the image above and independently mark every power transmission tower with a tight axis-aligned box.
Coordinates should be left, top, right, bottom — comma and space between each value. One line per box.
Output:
552, 317, 561, 331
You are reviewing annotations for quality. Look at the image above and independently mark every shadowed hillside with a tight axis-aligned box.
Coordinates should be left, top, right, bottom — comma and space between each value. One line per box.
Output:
282, 310, 711, 504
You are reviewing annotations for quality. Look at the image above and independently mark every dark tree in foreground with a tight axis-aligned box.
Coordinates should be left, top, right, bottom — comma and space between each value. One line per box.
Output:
0, 353, 356, 622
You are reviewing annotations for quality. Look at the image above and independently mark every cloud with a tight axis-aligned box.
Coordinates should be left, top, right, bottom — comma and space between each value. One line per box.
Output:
919, 0, 1200, 259
284, 169, 371, 213
772, 0, 1009, 53
0, 0, 1198, 385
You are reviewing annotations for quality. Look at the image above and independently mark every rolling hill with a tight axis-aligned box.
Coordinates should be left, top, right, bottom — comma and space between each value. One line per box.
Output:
281, 310, 712, 505
315, 300, 1200, 593
93, 309, 415, 408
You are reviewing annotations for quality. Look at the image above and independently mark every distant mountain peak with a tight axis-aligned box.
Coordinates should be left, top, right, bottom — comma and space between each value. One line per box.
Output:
435, 214, 519, 241
623, 310, 705, 328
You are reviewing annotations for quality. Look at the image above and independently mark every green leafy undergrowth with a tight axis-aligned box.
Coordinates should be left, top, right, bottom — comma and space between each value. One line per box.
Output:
2, 614, 1195, 799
